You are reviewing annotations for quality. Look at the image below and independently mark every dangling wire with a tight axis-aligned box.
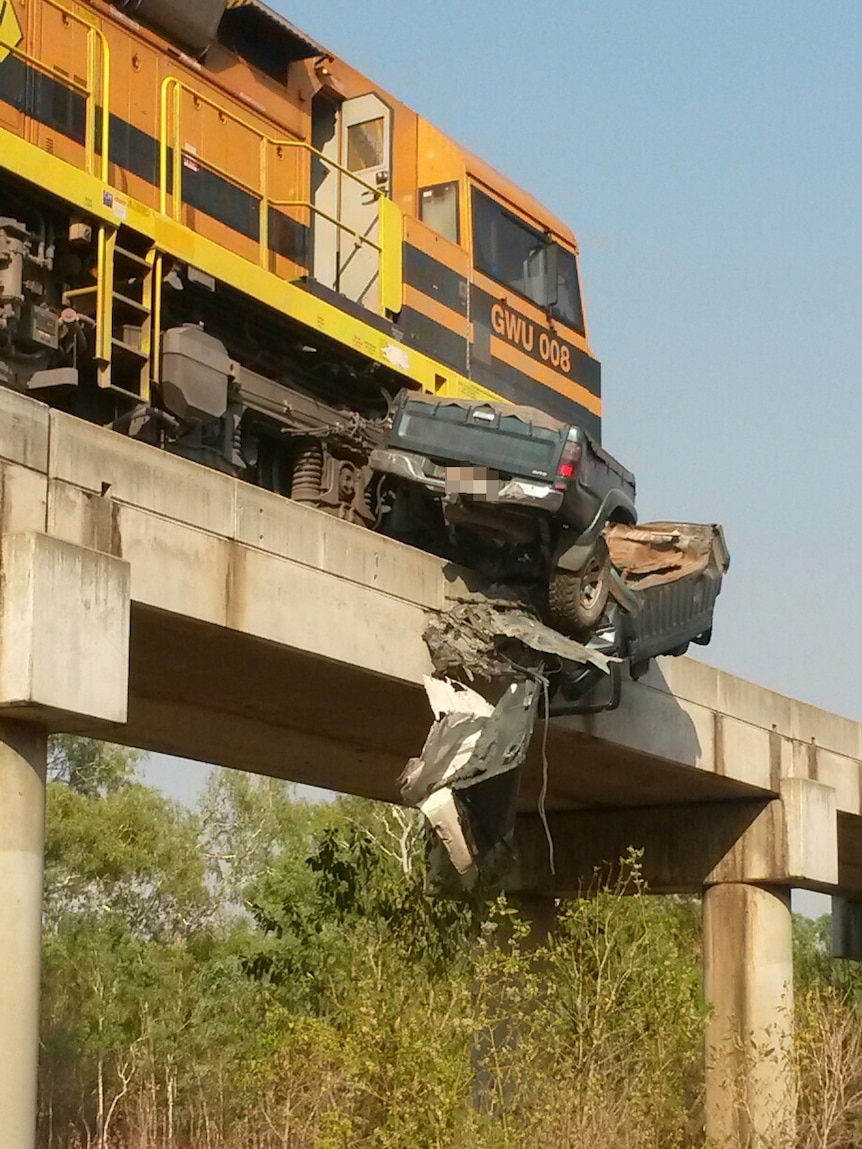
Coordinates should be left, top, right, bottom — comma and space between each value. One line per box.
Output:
538, 674, 555, 876
489, 643, 558, 877
502, 652, 557, 879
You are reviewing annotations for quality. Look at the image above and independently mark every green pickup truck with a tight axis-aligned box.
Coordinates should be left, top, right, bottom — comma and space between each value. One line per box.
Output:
371, 390, 637, 635
371, 391, 729, 695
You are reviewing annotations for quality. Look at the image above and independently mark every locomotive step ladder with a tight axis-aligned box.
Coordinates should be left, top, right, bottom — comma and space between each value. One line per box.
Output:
63, 223, 155, 401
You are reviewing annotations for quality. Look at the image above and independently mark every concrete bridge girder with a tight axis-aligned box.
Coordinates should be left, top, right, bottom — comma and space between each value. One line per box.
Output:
0, 385, 859, 817
0, 387, 861, 1146
509, 780, 839, 899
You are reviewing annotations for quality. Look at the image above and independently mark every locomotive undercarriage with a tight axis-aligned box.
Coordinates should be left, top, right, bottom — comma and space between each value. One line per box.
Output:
0, 177, 399, 528
0, 176, 554, 581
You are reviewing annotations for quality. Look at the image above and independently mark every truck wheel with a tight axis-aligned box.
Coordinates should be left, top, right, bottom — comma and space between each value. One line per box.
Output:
548, 539, 611, 636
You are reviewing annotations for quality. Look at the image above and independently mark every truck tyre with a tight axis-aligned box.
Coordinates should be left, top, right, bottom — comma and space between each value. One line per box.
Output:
548, 538, 611, 636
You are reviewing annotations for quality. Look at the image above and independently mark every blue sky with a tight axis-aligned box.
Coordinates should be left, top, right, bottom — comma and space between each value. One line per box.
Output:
261, 0, 861, 723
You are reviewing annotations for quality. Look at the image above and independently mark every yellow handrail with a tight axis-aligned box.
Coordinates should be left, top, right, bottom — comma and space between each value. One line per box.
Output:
158, 77, 388, 274
8, 0, 110, 179
86, 18, 111, 182
272, 140, 383, 206
268, 197, 382, 254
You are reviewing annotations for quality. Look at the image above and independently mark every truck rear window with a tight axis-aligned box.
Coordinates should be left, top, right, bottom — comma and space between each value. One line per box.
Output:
393, 399, 564, 480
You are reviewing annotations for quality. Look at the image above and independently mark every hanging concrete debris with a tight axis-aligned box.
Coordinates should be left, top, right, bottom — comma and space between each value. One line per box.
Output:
423, 598, 611, 681
399, 677, 539, 887
399, 525, 729, 887
400, 600, 615, 887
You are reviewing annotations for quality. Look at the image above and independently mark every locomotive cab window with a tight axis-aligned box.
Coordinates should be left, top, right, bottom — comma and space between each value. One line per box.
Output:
419, 182, 460, 244
471, 186, 585, 335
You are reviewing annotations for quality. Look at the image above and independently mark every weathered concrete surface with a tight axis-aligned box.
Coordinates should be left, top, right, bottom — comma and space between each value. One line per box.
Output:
510, 775, 838, 896
0, 532, 130, 728
704, 884, 795, 1148
546, 657, 862, 815
1, 387, 861, 889
0, 721, 47, 1149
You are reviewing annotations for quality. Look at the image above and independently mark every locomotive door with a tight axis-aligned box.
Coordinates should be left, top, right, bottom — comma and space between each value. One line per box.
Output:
336, 93, 391, 313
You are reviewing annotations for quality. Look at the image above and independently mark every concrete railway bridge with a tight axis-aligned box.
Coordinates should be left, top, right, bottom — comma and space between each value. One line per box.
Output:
1, 387, 861, 1147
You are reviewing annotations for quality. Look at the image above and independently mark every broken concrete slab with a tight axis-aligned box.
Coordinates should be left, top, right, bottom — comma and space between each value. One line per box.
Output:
400, 676, 539, 887
424, 599, 610, 682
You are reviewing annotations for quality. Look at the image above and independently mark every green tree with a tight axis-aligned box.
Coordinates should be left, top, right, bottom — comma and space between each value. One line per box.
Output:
48, 736, 140, 796
40, 737, 216, 1146
54, 747, 862, 1148
45, 736, 211, 941
239, 795, 475, 1011
199, 769, 327, 907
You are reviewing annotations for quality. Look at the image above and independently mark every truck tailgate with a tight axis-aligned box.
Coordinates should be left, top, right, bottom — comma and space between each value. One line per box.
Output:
606, 522, 730, 666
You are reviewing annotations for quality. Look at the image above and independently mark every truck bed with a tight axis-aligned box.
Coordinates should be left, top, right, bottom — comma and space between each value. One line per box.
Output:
606, 522, 730, 671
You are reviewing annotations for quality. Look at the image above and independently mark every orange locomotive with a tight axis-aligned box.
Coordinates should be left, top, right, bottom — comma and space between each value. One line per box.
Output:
0, 0, 601, 522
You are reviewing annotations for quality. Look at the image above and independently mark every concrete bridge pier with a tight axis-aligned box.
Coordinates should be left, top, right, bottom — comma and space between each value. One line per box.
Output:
703, 882, 795, 1148
0, 530, 131, 1149
506, 773, 840, 1147
0, 722, 48, 1149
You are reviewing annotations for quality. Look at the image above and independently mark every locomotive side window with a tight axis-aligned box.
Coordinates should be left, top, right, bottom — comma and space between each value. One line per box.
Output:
419, 182, 460, 244
471, 187, 585, 334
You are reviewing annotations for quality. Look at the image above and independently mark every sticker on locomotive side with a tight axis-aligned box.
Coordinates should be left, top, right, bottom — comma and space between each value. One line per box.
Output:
0, 0, 23, 65
102, 190, 128, 221
490, 301, 572, 375
382, 343, 410, 371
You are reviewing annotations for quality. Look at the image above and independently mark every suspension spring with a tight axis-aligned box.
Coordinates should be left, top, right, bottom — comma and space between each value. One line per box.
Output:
290, 443, 324, 502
